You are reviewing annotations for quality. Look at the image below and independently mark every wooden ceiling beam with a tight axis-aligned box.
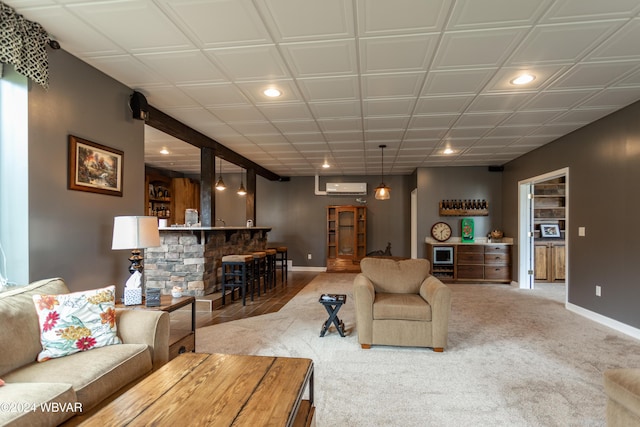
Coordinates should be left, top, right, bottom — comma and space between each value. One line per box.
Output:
146, 105, 284, 181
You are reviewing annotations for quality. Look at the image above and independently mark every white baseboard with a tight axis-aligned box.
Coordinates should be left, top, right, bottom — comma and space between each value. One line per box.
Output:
566, 302, 640, 341
291, 265, 327, 272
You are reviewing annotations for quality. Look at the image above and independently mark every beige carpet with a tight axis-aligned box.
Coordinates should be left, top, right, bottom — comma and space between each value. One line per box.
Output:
196, 273, 640, 427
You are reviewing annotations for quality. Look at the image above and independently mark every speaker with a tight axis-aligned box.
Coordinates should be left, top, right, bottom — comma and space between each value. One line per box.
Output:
129, 91, 149, 121
488, 165, 504, 172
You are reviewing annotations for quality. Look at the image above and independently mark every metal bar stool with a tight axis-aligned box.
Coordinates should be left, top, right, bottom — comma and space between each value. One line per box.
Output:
275, 246, 288, 284
221, 254, 253, 306
265, 248, 277, 290
252, 251, 267, 294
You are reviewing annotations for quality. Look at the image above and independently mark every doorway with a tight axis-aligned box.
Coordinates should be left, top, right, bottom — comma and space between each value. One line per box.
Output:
518, 168, 569, 293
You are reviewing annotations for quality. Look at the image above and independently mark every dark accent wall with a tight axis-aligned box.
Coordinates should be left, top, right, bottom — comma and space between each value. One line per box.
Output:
256, 174, 412, 267
415, 167, 504, 259
502, 100, 640, 328
28, 50, 144, 292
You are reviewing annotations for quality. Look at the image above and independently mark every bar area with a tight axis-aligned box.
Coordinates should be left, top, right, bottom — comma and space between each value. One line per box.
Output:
144, 226, 271, 297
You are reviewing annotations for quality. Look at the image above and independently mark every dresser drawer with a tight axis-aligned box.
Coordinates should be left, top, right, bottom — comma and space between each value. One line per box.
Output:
456, 265, 483, 280
484, 266, 510, 281
457, 245, 483, 254
484, 245, 509, 254
457, 253, 484, 263
484, 253, 509, 265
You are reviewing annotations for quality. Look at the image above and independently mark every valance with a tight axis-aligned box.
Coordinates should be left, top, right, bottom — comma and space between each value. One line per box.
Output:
0, 2, 51, 89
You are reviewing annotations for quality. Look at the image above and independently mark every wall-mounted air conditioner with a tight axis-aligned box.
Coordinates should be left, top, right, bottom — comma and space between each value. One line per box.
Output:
325, 182, 367, 195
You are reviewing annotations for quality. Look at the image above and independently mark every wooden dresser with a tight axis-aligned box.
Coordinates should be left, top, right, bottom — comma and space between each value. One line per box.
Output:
427, 241, 512, 284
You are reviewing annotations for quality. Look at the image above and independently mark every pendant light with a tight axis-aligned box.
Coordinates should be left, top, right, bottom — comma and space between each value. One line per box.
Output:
237, 169, 247, 196
215, 158, 226, 191
375, 144, 391, 200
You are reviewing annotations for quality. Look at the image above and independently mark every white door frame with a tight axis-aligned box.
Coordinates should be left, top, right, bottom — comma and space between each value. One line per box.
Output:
518, 167, 569, 293
411, 188, 417, 259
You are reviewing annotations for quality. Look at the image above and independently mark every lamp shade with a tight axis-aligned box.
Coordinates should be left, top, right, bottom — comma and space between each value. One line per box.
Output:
111, 216, 160, 250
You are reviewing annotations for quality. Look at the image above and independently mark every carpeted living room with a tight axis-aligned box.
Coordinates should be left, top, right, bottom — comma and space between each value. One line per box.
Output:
195, 270, 640, 426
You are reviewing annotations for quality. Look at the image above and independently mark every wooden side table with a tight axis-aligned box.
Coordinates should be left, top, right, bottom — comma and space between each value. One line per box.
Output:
117, 295, 196, 359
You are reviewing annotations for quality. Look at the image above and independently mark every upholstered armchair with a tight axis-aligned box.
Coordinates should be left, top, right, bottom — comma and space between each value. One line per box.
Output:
353, 257, 452, 351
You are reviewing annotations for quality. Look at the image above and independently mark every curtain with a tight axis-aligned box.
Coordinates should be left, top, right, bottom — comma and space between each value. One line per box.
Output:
0, 2, 50, 89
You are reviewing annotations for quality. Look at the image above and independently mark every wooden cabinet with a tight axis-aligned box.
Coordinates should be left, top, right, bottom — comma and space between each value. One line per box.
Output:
171, 177, 200, 225
427, 243, 511, 283
327, 205, 366, 271
145, 172, 200, 226
534, 242, 565, 282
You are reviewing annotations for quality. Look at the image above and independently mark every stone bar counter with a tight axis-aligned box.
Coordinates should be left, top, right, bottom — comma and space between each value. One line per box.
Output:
144, 226, 271, 297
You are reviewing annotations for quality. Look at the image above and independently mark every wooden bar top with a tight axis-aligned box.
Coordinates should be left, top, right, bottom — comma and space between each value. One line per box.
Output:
81, 352, 314, 427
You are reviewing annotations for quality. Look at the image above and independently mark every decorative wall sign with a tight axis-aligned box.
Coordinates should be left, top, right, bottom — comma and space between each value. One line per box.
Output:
68, 135, 123, 196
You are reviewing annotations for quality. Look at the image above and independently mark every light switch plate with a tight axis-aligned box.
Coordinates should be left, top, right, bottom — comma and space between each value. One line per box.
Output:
578, 227, 586, 237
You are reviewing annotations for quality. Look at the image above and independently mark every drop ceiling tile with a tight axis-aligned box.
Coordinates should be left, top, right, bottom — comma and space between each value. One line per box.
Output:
180, 83, 250, 107
140, 86, 203, 109
365, 117, 410, 130
228, 121, 281, 135
432, 28, 528, 70
259, 103, 315, 121
509, 135, 554, 147
135, 51, 227, 84
467, 93, 531, 112
401, 140, 440, 150
409, 114, 459, 128
323, 131, 363, 142
362, 73, 425, 99
414, 95, 474, 114
363, 99, 416, 116
579, 87, 640, 108
69, 1, 194, 53
328, 141, 365, 151
318, 118, 363, 132
549, 61, 640, 90
247, 134, 287, 144
456, 112, 511, 127
484, 125, 538, 138
309, 101, 362, 118
207, 105, 264, 122
521, 89, 595, 110
273, 121, 321, 133
404, 128, 449, 140
364, 130, 405, 141
360, 34, 438, 73
447, 0, 551, 30
588, 18, 640, 61
159, 0, 272, 47
236, 80, 303, 104
205, 45, 290, 81
256, 0, 354, 42
357, 0, 449, 36
85, 56, 167, 87
531, 123, 586, 136
282, 133, 325, 143
280, 40, 358, 77
12, 5, 124, 56
423, 69, 496, 96
297, 76, 360, 101
445, 128, 491, 138
500, 110, 565, 126
549, 107, 617, 124
507, 21, 625, 65
160, 107, 225, 128
540, 0, 640, 23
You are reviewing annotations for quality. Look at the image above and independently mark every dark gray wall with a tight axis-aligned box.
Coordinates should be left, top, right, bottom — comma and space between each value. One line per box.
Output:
28, 50, 144, 292
415, 167, 504, 259
256, 174, 411, 267
503, 100, 640, 329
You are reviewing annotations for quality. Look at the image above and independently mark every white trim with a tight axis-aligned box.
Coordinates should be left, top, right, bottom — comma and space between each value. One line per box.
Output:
291, 266, 327, 272
567, 302, 640, 341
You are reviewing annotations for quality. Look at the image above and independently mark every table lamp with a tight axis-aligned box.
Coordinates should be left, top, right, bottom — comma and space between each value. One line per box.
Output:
111, 216, 161, 274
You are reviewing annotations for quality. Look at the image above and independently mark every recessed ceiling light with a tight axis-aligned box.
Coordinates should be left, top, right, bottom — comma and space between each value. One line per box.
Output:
322, 160, 330, 168
511, 74, 535, 85
160, 148, 169, 155
443, 148, 454, 155
263, 88, 282, 97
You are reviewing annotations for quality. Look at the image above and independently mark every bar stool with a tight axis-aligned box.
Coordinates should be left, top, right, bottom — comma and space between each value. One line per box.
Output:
265, 248, 277, 290
275, 246, 288, 284
252, 251, 267, 294
221, 254, 253, 306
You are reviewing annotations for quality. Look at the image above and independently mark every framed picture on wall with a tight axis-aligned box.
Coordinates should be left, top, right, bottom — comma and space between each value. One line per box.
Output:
68, 135, 123, 196
540, 224, 561, 238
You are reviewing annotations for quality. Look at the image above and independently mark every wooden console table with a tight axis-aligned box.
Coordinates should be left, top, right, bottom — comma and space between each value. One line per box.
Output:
82, 352, 315, 427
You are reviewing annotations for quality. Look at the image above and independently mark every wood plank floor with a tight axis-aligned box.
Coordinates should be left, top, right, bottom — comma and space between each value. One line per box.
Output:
170, 271, 320, 332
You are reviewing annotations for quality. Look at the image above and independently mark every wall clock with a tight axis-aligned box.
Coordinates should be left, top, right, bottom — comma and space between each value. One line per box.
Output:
431, 222, 452, 242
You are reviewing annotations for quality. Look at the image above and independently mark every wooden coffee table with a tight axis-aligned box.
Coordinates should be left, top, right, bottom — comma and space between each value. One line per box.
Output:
81, 352, 315, 427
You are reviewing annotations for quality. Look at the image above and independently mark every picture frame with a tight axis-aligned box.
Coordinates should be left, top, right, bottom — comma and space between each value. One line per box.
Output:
540, 224, 561, 238
68, 135, 123, 197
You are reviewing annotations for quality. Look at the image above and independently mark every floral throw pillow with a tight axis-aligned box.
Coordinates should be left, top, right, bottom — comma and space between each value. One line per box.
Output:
32, 285, 121, 362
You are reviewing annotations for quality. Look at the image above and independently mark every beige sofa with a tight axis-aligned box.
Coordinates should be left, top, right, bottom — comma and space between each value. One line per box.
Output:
604, 368, 640, 426
0, 278, 169, 426
353, 258, 452, 351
